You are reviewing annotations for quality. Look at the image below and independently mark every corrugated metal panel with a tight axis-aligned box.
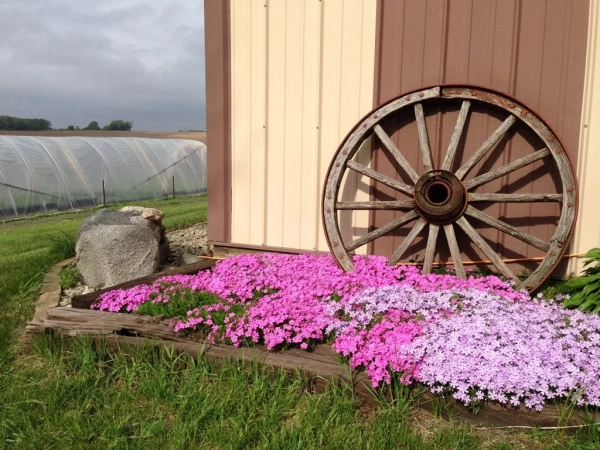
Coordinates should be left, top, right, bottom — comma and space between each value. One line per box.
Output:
571, 1, 600, 274
230, 0, 377, 251
370, 0, 588, 274
230, 2, 267, 245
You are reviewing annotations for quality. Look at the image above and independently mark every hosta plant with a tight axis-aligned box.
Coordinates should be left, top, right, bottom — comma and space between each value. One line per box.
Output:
564, 248, 600, 313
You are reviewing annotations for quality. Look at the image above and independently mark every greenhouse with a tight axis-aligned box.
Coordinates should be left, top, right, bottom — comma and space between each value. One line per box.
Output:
0, 136, 207, 219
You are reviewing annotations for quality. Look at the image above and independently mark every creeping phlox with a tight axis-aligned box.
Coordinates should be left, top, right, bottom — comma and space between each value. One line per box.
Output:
93, 253, 600, 411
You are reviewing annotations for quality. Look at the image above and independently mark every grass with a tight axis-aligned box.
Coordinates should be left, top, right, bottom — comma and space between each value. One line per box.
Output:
0, 194, 207, 363
1, 194, 600, 449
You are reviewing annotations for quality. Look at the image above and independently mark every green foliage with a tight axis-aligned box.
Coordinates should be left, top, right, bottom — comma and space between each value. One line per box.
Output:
136, 289, 222, 320
59, 265, 79, 289
0, 115, 52, 131
84, 120, 101, 130
103, 119, 132, 131
564, 248, 600, 313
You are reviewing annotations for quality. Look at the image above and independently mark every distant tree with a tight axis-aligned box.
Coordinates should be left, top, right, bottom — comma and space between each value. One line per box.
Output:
0, 115, 52, 131
67, 125, 75, 130
84, 120, 101, 130
103, 120, 132, 131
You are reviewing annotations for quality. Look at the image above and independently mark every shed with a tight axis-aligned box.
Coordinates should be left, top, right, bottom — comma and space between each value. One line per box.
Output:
204, 0, 600, 285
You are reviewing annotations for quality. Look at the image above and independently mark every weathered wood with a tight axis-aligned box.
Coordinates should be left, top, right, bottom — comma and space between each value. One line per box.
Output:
30, 257, 76, 325
71, 259, 217, 309
345, 211, 419, 252
346, 160, 413, 196
442, 100, 471, 171
388, 218, 427, 265
443, 224, 466, 278
414, 103, 434, 171
468, 193, 562, 203
456, 216, 513, 279
465, 205, 550, 251
322, 86, 577, 292
455, 115, 516, 180
336, 200, 414, 210
373, 124, 419, 182
464, 148, 551, 190
422, 224, 439, 274
322, 87, 440, 272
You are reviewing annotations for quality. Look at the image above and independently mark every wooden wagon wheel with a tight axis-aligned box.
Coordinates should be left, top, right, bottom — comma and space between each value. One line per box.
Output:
322, 86, 577, 291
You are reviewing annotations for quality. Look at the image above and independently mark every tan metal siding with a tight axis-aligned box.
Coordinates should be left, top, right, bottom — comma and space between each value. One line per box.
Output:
571, 2, 600, 274
229, 0, 377, 252
230, 2, 267, 246
371, 0, 588, 274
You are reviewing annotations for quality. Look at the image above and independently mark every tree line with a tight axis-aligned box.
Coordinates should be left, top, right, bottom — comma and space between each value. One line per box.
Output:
0, 115, 52, 131
0, 115, 132, 131
69, 120, 132, 131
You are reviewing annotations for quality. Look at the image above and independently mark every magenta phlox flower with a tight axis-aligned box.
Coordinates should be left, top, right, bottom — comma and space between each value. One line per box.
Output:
91, 252, 600, 411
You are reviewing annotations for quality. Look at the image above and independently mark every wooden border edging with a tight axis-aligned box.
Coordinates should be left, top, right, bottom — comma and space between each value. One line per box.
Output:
24, 257, 599, 430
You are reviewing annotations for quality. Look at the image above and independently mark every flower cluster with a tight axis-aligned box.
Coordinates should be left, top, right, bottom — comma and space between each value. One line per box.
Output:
93, 253, 600, 411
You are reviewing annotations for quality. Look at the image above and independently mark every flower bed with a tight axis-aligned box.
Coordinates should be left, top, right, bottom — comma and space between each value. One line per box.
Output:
93, 253, 600, 412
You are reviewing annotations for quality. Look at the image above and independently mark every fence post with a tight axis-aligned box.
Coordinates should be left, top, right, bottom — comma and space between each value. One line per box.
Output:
102, 180, 106, 207
172, 175, 175, 198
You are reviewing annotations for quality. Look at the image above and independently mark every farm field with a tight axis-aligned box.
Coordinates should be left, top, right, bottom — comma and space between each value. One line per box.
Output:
0, 130, 206, 142
1, 195, 599, 449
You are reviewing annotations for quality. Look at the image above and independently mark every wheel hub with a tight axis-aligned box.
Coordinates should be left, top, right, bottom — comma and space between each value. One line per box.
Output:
414, 170, 467, 225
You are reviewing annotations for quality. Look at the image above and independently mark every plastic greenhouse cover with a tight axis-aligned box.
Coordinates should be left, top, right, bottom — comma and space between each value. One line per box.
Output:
0, 136, 207, 218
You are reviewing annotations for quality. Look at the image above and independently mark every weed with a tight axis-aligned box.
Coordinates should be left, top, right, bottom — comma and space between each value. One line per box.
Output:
59, 264, 79, 289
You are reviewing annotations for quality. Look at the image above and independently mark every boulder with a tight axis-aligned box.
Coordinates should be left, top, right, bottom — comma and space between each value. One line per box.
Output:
75, 208, 170, 289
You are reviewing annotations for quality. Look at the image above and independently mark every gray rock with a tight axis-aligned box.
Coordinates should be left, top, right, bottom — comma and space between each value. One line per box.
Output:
178, 252, 199, 266
76, 209, 167, 289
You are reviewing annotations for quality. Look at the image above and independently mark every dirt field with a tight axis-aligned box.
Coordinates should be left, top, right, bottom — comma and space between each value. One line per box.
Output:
0, 130, 207, 143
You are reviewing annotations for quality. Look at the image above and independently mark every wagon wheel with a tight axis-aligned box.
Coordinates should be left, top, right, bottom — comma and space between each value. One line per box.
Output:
322, 86, 577, 292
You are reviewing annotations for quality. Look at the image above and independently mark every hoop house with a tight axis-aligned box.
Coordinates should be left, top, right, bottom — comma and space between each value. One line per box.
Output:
0, 136, 207, 218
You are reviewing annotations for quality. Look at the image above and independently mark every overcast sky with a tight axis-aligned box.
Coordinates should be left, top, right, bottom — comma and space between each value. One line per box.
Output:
0, 0, 205, 132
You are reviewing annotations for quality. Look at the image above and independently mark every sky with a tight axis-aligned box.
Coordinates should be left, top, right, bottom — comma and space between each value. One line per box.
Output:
0, 0, 205, 132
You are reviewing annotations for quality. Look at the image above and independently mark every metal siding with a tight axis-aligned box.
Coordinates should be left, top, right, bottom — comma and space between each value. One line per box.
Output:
571, 2, 600, 274
231, 2, 266, 246
371, 0, 588, 274
204, 0, 231, 244
317, 0, 378, 252
230, 0, 377, 252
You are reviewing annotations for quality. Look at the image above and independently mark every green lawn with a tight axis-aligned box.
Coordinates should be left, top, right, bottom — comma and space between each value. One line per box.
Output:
0, 195, 598, 449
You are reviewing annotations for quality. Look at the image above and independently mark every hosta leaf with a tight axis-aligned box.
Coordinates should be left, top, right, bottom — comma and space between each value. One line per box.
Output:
566, 274, 600, 288
584, 248, 600, 259
582, 282, 600, 296
564, 293, 585, 307
579, 298, 600, 312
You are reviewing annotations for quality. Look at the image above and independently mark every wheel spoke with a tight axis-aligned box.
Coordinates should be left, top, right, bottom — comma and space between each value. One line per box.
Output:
455, 115, 517, 180
336, 200, 415, 210
455, 216, 513, 279
345, 210, 419, 252
464, 148, 550, 190
373, 124, 419, 183
465, 205, 550, 251
443, 224, 466, 278
422, 224, 439, 274
468, 193, 562, 203
388, 218, 427, 265
414, 103, 434, 171
442, 100, 471, 171
347, 160, 414, 196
